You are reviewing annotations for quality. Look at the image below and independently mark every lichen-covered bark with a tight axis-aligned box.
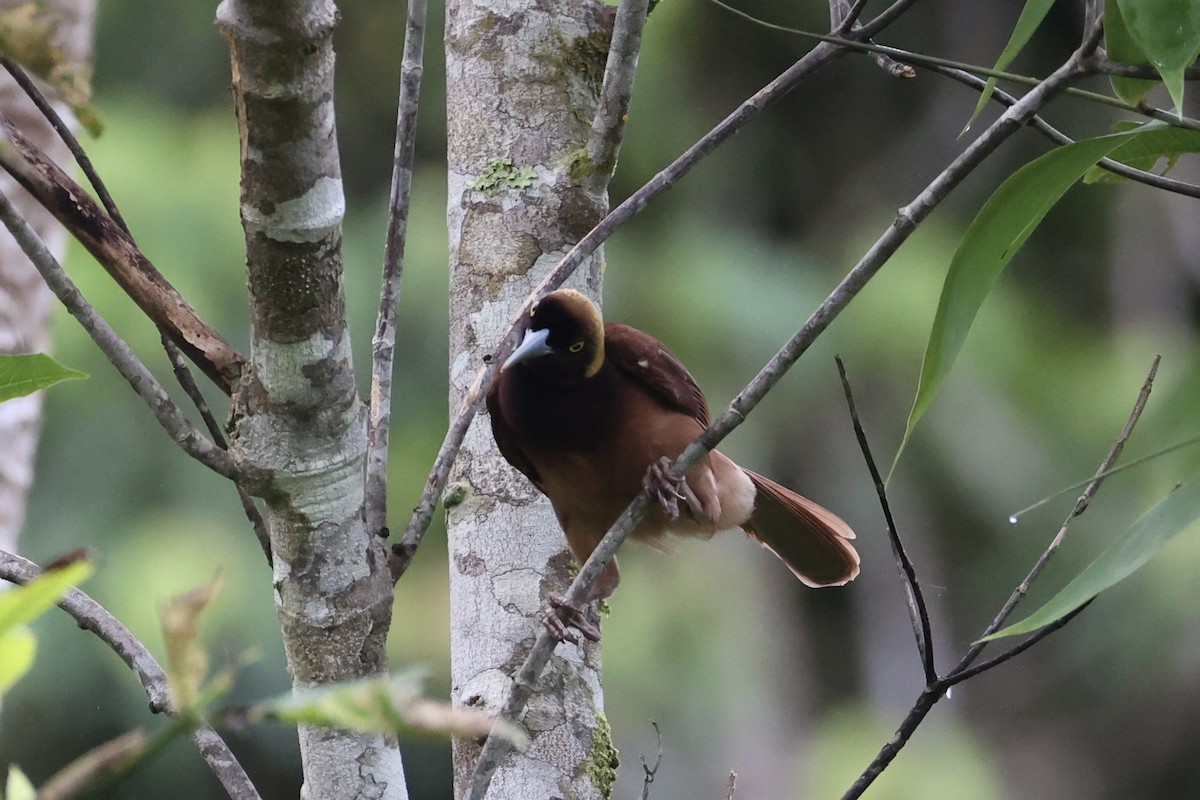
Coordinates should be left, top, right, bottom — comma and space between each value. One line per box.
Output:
0, 0, 94, 555
216, 1, 406, 797
445, 0, 611, 796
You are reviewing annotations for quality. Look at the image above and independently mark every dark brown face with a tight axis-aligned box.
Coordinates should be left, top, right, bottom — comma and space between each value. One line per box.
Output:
503, 290, 604, 383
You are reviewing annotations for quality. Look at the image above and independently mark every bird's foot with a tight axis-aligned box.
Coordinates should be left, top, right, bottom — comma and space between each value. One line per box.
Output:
644, 456, 704, 521
542, 594, 600, 644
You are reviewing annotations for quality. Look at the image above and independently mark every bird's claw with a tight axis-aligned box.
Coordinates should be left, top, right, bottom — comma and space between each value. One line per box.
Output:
644, 456, 700, 521
542, 594, 600, 644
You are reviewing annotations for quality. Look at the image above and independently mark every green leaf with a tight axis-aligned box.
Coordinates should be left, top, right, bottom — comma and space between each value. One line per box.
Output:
5, 765, 35, 800
0, 353, 86, 403
0, 560, 92, 636
0, 628, 36, 696
982, 479, 1200, 640
1115, 0, 1200, 113
1106, 0, 1159, 105
893, 125, 1200, 472
1082, 119, 1193, 183
258, 672, 529, 748
965, 0, 1058, 131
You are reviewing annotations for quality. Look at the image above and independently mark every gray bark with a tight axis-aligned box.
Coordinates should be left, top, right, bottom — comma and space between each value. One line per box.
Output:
217, 1, 407, 797
0, 0, 95, 554
444, 0, 613, 797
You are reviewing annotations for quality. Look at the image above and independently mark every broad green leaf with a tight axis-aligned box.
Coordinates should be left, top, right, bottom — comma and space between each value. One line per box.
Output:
0, 560, 92, 635
982, 479, 1200, 640
5, 765, 35, 800
0, 628, 36, 696
1082, 120, 1192, 183
0, 353, 86, 403
160, 575, 222, 713
1115, 0, 1200, 113
894, 125, 1200, 471
259, 673, 529, 747
1106, 0, 1158, 105
965, 0, 1058, 131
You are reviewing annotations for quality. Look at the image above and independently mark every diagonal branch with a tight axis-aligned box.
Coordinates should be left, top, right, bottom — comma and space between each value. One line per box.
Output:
0, 186, 238, 479
395, 0, 921, 576
0, 550, 261, 800
837, 356, 936, 684
0, 116, 245, 392
365, 0, 429, 542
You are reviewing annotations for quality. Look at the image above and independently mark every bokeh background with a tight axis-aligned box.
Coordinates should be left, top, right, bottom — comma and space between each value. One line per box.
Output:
3, 1, 1200, 798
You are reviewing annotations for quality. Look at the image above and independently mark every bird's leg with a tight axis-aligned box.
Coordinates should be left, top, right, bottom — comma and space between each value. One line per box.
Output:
644, 456, 706, 521
542, 594, 601, 644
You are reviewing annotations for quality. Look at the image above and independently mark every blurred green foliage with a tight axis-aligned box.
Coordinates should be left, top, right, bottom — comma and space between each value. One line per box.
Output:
3, 1, 1200, 799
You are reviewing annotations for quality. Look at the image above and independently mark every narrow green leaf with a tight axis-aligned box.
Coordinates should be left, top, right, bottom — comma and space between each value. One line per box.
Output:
0, 628, 36, 696
965, 0, 1058, 131
1115, 0, 1200, 113
1106, 0, 1158, 105
982, 479, 1200, 640
0, 560, 92, 636
5, 765, 36, 800
259, 672, 529, 748
893, 125, 1200, 472
0, 353, 86, 403
1082, 120, 1194, 183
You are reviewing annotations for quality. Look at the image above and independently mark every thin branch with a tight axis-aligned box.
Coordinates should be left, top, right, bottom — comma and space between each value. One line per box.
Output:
637, 721, 663, 800
583, 0, 651, 190
1091, 58, 1200, 80
840, 354, 1158, 800
37, 730, 147, 800
0, 551, 261, 800
0, 186, 238, 479
0, 116, 245, 391
467, 26, 1096, 799
836, 356, 936, 684
724, 771, 738, 800
365, 0, 429, 542
829, 0, 915, 78
952, 354, 1160, 671
395, 0, 914, 576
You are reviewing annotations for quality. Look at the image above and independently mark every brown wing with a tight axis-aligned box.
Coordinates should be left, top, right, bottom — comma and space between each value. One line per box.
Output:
604, 323, 710, 426
485, 375, 543, 488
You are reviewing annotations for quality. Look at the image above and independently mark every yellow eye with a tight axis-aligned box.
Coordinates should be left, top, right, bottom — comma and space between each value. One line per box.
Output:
529, 304, 537, 317
569, 341, 585, 353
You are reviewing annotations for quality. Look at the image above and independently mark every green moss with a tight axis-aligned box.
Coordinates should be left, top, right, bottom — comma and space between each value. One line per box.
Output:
471, 157, 537, 195
584, 712, 620, 798
441, 482, 468, 508
566, 147, 597, 184
561, 29, 611, 97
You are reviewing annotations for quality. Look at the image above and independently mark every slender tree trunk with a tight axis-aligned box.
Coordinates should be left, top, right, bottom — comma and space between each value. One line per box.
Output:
0, 0, 95, 554
444, 1, 614, 796
217, 1, 407, 797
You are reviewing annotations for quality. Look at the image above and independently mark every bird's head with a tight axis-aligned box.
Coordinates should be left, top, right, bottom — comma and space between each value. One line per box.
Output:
502, 289, 604, 383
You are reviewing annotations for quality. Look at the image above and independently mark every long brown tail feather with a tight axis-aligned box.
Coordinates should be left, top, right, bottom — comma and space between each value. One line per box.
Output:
742, 469, 860, 588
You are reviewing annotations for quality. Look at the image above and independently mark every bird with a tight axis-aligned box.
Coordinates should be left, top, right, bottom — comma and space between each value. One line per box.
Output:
485, 289, 859, 641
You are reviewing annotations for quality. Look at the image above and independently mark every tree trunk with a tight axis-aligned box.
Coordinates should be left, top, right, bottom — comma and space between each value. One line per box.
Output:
444, 0, 614, 797
217, 1, 407, 797
0, 0, 95, 554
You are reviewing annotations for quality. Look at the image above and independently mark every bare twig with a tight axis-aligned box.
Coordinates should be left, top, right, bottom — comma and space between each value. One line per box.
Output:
0, 115, 244, 391
0, 186, 238, 479
0, 550, 261, 800
725, 771, 738, 800
583, 0, 650, 190
365, 0, 429, 543
395, 0, 916, 577
829, 0, 915, 77
840, 354, 1158, 800
638, 721, 664, 800
467, 22, 1099, 800
836, 356, 936, 684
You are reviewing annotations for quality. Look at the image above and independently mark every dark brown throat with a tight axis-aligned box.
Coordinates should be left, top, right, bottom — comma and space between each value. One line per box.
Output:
499, 361, 621, 451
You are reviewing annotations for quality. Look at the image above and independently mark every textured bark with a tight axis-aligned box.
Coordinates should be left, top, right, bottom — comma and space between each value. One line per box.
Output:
0, 0, 94, 554
217, 2, 407, 798
445, 1, 612, 797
